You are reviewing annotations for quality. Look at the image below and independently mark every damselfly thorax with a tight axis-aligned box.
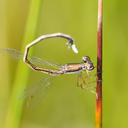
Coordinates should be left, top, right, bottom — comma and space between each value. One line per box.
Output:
60, 56, 94, 74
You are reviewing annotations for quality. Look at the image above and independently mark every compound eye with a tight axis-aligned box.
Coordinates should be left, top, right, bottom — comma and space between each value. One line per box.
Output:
82, 56, 90, 62
89, 65, 95, 70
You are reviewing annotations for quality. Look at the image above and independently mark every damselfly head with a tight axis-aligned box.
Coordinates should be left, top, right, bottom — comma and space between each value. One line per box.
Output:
82, 56, 95, 71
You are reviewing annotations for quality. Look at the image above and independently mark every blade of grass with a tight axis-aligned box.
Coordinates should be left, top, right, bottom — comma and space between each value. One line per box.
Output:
96, 0, 103, 128
4, 1, 43, 128
0, 1, 9, 128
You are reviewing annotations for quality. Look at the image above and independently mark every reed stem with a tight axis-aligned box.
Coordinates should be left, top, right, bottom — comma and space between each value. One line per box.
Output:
96, 0, 103, 128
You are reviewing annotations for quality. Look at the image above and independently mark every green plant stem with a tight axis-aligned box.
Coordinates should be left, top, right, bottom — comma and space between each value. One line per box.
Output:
4, 1, 43, 128
96, 0, 102, 128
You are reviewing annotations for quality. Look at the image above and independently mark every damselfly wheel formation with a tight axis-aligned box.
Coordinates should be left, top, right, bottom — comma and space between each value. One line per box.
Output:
0, 33, 96, 102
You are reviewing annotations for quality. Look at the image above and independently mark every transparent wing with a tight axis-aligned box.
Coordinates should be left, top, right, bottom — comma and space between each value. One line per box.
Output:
77, 70, 96, 94
0, 48, 23, 60
0, 48, 61, 68
19, 76, 53, 107
0, 48, 60, 107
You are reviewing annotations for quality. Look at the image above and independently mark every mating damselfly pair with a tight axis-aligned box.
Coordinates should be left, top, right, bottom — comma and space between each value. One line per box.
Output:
0, 33, 96, 102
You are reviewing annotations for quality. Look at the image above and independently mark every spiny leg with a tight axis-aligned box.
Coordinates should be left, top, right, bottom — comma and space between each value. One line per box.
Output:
77, 71, 96, 94
77, 72, 88, 89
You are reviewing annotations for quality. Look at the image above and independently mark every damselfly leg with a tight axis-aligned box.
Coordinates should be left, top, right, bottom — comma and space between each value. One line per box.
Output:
77, 70, 96, 94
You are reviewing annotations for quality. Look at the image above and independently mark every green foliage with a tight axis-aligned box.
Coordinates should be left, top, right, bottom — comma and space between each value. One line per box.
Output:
0, 0, 128, 128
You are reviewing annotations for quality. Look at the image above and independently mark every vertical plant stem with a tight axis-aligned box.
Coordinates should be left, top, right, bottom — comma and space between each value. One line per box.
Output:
96, 0, 102, 128
4, 1, 43, 128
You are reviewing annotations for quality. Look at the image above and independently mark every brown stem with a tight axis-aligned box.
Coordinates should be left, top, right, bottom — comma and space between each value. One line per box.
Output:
96, 0, 102, 128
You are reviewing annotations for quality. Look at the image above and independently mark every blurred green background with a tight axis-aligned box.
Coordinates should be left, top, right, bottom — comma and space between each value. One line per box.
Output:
0, 0, 128, 128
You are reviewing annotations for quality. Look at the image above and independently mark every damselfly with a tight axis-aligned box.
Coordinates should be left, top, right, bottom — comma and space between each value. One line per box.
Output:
0, 33, 96, 102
